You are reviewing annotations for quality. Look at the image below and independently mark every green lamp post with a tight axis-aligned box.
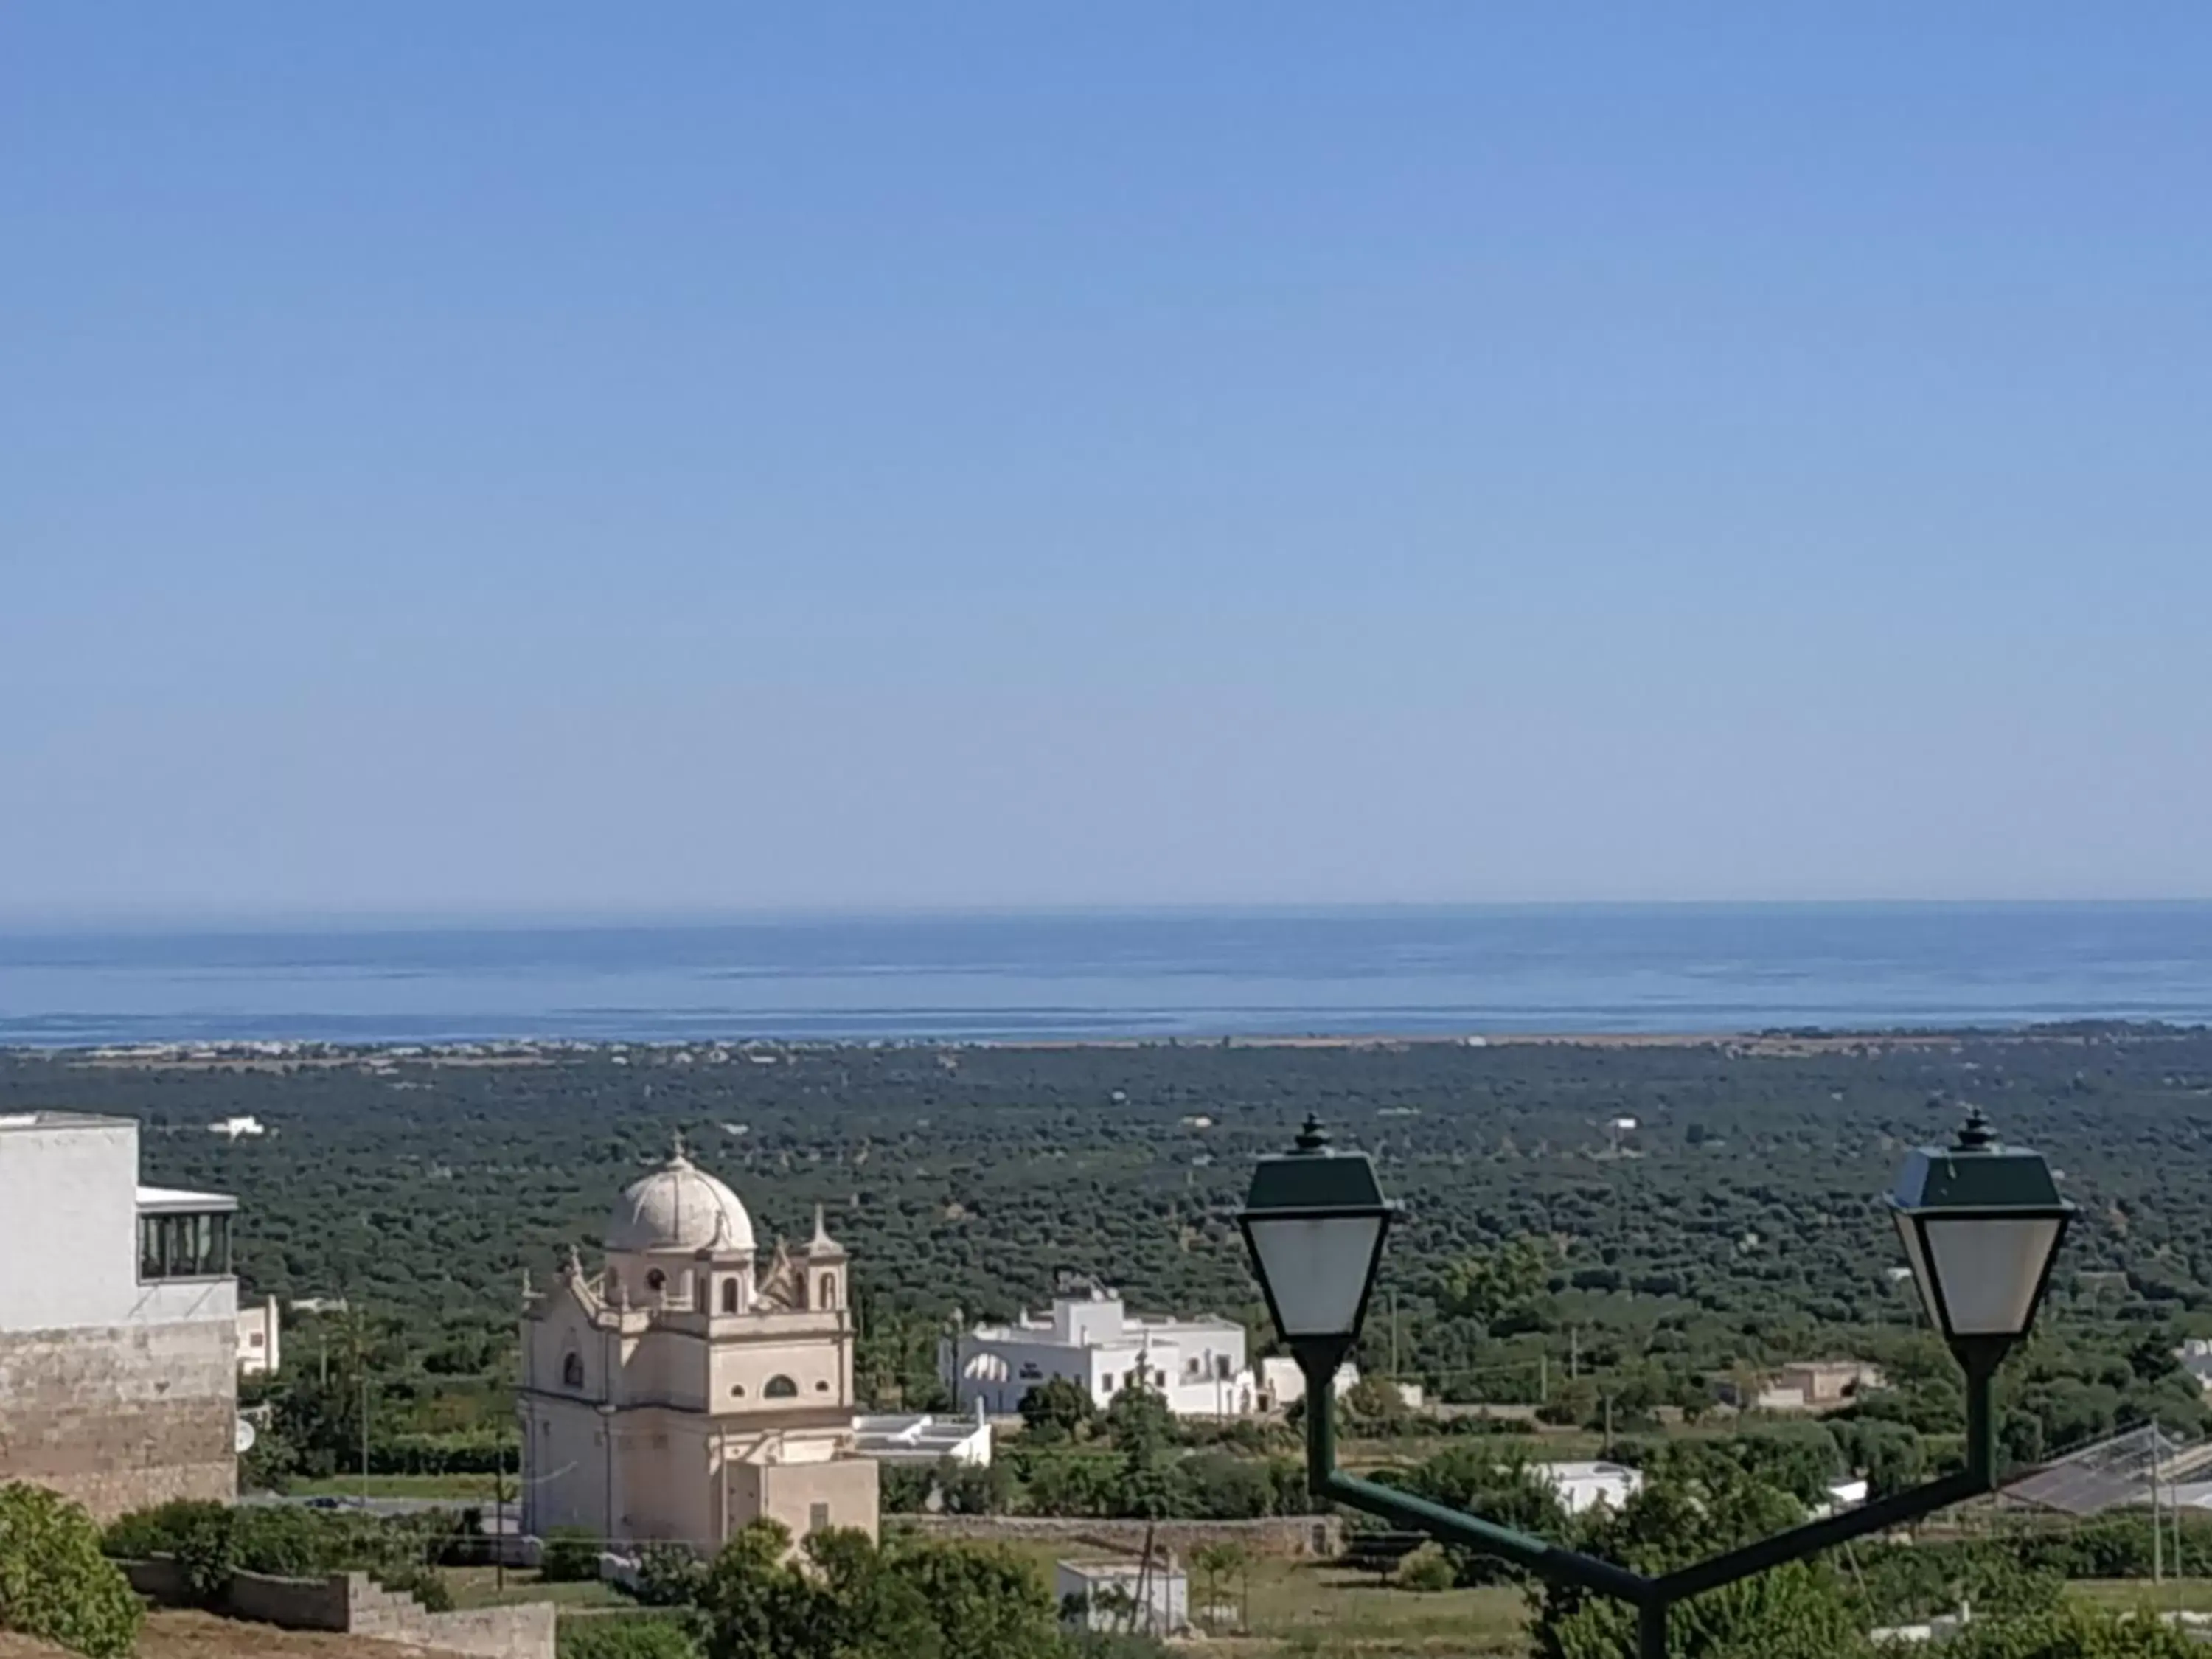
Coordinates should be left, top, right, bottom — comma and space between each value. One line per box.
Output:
1239, 1107, 2073, 1659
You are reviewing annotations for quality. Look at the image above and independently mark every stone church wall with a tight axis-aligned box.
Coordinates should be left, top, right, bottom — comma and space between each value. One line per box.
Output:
0, 1318, 236, 1520
728, 1455, 880, 1545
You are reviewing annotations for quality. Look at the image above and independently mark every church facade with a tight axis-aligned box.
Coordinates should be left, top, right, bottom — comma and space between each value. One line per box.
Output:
518, 1141, 878, 1552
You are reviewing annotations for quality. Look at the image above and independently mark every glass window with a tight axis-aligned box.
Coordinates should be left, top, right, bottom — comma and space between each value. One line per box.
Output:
765, 1374, 799, 1399
138, 1211, 232, 1281
808, 1502, 830, 1535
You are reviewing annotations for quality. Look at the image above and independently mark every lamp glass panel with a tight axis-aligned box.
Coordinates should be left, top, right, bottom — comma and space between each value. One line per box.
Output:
1894, 1211, 1941, 1330
1247, 1215, 1382, 1339
1921, 1217, 2062, 1336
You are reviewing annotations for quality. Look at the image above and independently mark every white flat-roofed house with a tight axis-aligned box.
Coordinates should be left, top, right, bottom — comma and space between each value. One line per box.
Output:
237, 1294, 282, 1377
1532, 1460, 1643, 1517
944, 1287, 1257, 1419
852, 1404, 993, 1467
0, 1113, 241, 1518
1255, 1354, 1362, 1412
1055, 1559, 1190, 1636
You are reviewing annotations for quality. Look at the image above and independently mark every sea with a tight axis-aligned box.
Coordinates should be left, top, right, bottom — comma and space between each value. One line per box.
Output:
0, 903, 2207, 1048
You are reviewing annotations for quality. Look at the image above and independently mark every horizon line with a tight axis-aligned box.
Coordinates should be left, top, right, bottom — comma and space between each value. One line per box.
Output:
4, 894, 2212, 931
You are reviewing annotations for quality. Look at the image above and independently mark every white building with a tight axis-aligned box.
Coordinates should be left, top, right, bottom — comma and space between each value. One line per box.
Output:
518, 1139, 878, 1552
852, 1405, 993, 1467
1532, 1460, 1642, 1516
945, 1287, 1256, 1419
0, 1112, 240, 1518
1055, 1559, 1190, 1637
237, 1294, 282, 1377
1255, 1355, 1363, 1413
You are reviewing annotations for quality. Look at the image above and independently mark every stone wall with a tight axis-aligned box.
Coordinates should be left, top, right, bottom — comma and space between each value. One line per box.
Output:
120, 1563, 554, 1659
344, 1576, 554, 1659
897, 1512, 1344, 1559
0, 1318, 236, 1520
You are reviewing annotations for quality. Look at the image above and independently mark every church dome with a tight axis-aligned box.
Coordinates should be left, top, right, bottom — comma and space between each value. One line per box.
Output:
607, 1143, 755, 1254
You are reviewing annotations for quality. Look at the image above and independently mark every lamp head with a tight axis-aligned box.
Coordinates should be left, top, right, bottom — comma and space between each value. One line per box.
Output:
1237, 1116, 1398, 1374
1889, 1106, 2073, 1367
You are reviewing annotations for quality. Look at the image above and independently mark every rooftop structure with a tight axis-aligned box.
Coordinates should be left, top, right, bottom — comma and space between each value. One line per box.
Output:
851, 1405, 993, 1467
0, 1111, 242, 1517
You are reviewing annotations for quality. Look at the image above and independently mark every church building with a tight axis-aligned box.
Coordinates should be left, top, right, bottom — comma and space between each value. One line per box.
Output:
518, 1139, 878, 1552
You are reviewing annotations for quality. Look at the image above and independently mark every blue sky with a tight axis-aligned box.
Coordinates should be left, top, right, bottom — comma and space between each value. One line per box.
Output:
3, 6, 2208, 914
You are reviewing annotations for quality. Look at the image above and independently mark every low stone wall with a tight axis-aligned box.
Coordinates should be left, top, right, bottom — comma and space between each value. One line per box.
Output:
229, 1569, 352, 1632
898, 1512, 1344, 1559
345, 1577, 554, 1659
119, 1561, 553, 1659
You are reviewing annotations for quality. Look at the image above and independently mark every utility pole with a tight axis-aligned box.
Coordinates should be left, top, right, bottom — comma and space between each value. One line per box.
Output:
1540, 1354, 1549, 1405
1570, 1328, 1580, 1381
2152, 1428, 2165, 1585
1388, 1290, 1399, 1381
495, 1436, 508, 1592
1604, 1394, 1614, 1457
360, 1377, 371, 1509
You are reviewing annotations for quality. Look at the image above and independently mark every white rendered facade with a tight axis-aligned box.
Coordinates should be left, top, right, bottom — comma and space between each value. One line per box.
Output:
1055, 1561, 1191, 1636
945, 1289, 1257, 1419
237, 1294, 282, 1376
518, 1142, 878, 1552
1531, 1460, 1643, 1517
0, 1112, 240, 1517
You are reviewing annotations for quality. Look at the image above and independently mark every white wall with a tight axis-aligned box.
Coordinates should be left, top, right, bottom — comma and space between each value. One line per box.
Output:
1055, 1566, 1189, 1635
0, 1119, 167, 1331
951, 1329, 1263, 1419
238, 1296, 282, 1375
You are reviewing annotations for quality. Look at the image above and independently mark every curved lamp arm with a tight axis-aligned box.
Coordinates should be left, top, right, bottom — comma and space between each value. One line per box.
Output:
1298, 1350, 2001, 1658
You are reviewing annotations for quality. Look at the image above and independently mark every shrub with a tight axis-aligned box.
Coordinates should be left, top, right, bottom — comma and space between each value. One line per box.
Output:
0, 1484, 146, 1659
101, 1495, 240, 1602
633, 1543, 705, 1607
557, 1613, 702, 1659
542, 1525, 602, 1583
1393, 1542, 1456, 1593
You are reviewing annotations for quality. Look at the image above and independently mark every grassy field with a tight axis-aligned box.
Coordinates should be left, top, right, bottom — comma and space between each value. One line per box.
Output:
995, 1540, 1527, 1657
439, 1566, 633, 1610
2068, 1577, 2212, 1614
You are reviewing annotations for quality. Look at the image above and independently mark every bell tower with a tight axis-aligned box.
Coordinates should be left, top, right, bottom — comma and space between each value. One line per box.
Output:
799, 1205, 848, 1312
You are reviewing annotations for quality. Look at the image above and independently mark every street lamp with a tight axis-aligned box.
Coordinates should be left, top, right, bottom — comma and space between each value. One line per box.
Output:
1235, 1115, 1395, 1375
1891, 1105, 2071, 1362
1239, 1107, 2074, 1659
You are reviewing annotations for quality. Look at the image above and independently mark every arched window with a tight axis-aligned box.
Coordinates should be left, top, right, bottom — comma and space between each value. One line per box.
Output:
817, 1275, 838, 1310
764, 1374, 799, 1399
815, 1380, 831, 1393
645, 1268, 667, 1294
721, 1278, 740, 1315
561, 1352, 584, 1389
730, 1383, 747, 1398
